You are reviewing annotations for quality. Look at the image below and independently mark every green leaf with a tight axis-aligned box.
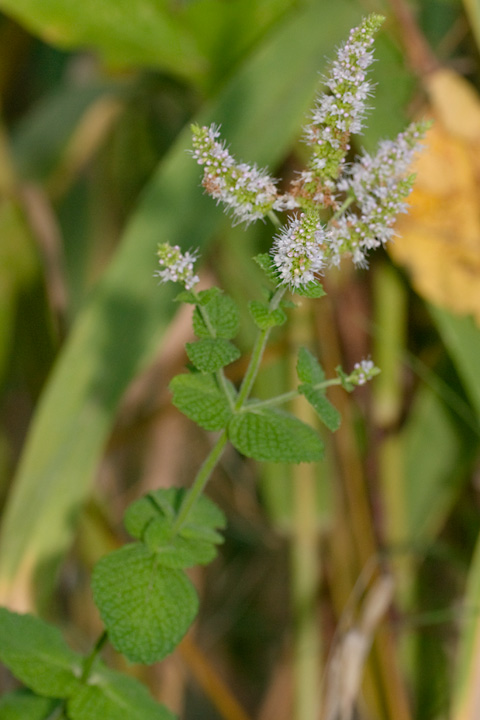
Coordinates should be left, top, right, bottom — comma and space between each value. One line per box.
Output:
0, 690, 60, 720
92, 544, 199, 663
68, 663, 175, 720
174, 290, 197, 304
248, 300, 287, 330
401, 385, 474, 542
186, 338, 241, 372
296, 347, 325, 385
125, 487, 226, 542
125, 488, 226, 568
253, 253, 279, 284
0, 608, 82, 697
299, 384, 341, 432
192, 293, 240, 339
170, 373, 233, 431
228, 408, 324, 462
196, 287, 222, 305
293, 281, 326, 298
144, 522, 221, 567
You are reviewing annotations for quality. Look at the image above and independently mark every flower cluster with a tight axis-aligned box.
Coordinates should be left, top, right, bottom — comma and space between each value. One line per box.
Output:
349, 359, 380, 386
155, 243, 199, 291
289, 12, 383, 210
328, 121, 429, 268
271, 211, 330, 288
144, 13, 429, 296
191, 124, 286, 225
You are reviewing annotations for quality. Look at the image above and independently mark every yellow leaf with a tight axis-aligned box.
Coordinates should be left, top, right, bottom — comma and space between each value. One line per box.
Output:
389, 69, 480, 326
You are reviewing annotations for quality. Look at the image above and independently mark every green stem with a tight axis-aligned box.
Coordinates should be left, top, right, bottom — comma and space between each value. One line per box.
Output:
331, 193, 355, 220
245, 377, 345, 411
46, 704, 68, 720
173, 285, 286, 534
235, 286, 286, 409
267, 209, 282, 227
171, 430, 229, 534
81, 630, 108, 682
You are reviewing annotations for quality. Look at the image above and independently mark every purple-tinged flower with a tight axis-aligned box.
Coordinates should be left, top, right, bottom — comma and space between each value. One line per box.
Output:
191, 124, 281, 225
155, 243, 199, 291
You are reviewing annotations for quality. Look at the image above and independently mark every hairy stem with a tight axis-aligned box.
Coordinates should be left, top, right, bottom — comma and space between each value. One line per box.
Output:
171, 430, 229, 534
235, 286, 286, 408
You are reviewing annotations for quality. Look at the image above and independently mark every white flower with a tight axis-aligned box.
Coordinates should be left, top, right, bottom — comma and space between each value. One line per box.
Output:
191, 124, 279, 225
301, 14, 384, 186
155, 243, 199, 291
327, 121, 428, 267
271, 212, 329, 287
350, 359, 379, 385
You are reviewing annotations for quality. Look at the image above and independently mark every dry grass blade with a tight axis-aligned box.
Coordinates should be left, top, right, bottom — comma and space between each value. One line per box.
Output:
322, 575, 395, 720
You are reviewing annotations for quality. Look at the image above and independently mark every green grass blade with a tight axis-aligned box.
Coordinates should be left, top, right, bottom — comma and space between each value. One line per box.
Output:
430, 306, 480, 421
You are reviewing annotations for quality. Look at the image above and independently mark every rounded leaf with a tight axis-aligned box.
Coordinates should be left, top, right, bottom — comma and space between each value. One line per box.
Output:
92, 544, 198, 664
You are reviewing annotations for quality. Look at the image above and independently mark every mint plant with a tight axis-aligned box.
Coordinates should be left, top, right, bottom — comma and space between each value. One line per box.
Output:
0, 14, 427, 720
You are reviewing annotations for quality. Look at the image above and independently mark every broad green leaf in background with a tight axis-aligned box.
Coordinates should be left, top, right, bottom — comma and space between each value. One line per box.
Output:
401, 384, 476, 543
0, 200, 57, 397
92, 544, 198, 663
0, 0, 203, 81
0, 0, 414, 610
430, 306, 480, 422
0, 0, 295, 90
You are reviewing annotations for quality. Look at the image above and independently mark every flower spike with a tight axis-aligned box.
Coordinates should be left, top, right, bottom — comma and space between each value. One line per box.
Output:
191, 124, 282, 225
290, 14, 384, 209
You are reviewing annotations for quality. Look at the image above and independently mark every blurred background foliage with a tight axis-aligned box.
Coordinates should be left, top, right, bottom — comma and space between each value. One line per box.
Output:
0, 0, 480, 719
